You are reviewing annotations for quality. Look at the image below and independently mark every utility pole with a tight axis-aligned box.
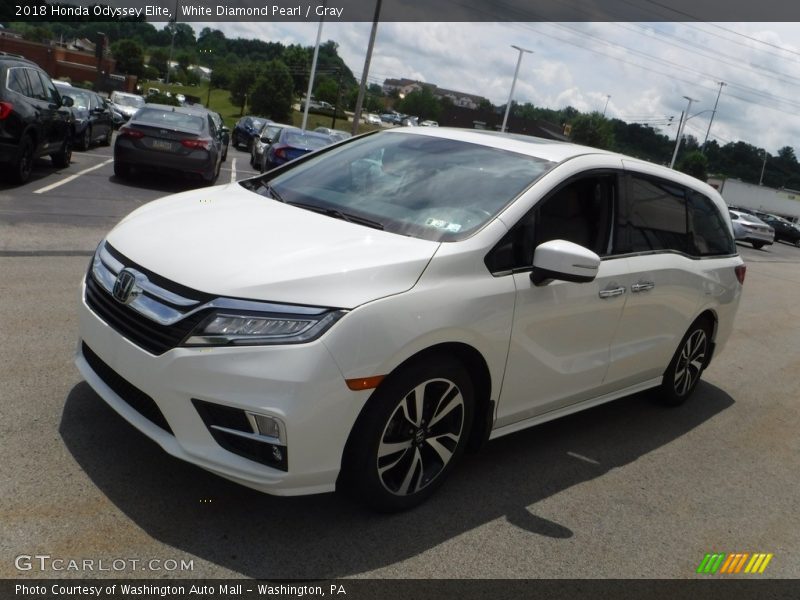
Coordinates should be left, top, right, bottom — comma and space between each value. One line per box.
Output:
351, 0, 382, 135
670, 95, 698, 169
301, 5, 325, 132
701, 81, 726, 153
602, 94, 611, 116
165, 0, 179, 85
759, 151, 768, 185
331, 68, 344, 129
501, 45, 532, 133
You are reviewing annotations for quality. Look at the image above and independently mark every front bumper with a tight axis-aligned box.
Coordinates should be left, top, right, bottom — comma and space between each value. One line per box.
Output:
76, 279, 367, 496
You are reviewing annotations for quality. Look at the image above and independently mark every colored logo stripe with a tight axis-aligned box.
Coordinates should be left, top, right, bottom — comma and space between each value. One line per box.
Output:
697, 553, 773, 574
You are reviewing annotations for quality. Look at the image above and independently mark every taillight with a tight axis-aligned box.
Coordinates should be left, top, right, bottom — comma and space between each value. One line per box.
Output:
735, 264, 746, 285
180, 138, 211, 150
274, 146, 287, 160
0, 102, 12, 120
119, 127, 144, 139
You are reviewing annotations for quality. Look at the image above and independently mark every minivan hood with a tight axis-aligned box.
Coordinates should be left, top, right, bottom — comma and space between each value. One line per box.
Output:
106, 183, 439, 308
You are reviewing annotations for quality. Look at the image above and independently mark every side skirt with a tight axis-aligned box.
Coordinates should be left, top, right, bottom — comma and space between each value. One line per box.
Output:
488, 377, 662, 441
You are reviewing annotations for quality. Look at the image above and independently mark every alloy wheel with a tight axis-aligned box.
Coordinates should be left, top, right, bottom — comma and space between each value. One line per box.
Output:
673, 329, 707, 397
376, 378, 465, 496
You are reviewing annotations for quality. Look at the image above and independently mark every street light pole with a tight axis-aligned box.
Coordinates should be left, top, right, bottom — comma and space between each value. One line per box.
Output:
602, 94, 611, 116
701, 81, 726, 153
670, 95, 698, 169
501, 45, 532, 133
759, 151, 768, 185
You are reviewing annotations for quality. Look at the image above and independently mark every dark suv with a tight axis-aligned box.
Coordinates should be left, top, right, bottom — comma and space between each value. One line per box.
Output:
0, 54, 74, 183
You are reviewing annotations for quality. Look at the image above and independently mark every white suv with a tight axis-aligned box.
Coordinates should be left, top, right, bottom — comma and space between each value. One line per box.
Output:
76, 128, 744, 511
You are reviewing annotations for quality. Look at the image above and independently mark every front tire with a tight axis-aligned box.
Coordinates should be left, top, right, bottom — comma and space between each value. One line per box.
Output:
660, 318, 711, 406
50, 137, 72, 168
78, 127, 91, 151
752, 241, 765, 249
341, 356, 474, 512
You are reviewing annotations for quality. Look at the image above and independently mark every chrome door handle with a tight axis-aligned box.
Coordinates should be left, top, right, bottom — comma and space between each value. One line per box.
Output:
631, 281, 655, 293
599, 286, 626, 299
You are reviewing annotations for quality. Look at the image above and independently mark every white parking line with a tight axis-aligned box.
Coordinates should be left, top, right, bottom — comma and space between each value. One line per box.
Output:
33, 159, 113, 194
230, 158, 237, 183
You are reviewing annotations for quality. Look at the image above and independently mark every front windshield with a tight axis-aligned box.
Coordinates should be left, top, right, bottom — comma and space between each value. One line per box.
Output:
245, 131, 555, 242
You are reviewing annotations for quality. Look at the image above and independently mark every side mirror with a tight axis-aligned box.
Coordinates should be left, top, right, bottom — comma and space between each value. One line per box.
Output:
530, 239, 600, 286
260, 135, 272, 144
221, 126, 230, 133
61, 95, 74, 108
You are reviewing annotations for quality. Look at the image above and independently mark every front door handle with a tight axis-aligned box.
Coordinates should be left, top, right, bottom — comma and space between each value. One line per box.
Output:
599, 286, 626, 299
631, 281, 655, 293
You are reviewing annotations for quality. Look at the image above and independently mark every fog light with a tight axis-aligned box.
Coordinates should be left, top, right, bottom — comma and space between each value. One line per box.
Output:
271, 446, 283, 463
248, 412, 283, 441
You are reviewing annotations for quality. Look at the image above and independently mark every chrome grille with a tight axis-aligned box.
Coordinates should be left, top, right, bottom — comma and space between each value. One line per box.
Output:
84, 243, 213, 355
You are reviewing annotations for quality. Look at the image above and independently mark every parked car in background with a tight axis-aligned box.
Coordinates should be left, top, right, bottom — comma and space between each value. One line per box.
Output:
380, 113, 402, 125
76, 128, 744, 512
364, 113, 382, 125
260, 127, 332, 172
207, 110, 230, 161
301, 98, 333, 111
729, 209, 774, 249
251, 121, 287, 169
109, 91, 145, 122
113, 103, 222, 185
55, 84, 113, 149
757, 213, 800, 246
0, 55, 74, 183
314, 127, 352, 142
232, 115, 268, 152
420, 120, 439, 127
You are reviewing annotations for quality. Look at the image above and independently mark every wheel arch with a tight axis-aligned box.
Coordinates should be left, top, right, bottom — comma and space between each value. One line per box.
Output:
338, 341, 494, 483
694, 308, 718, 368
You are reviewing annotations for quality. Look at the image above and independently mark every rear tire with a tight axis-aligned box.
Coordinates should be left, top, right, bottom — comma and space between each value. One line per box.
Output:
113, 161, 131, 178
11, 135, 35, 184
660, 318, 712, 406
101, 128, 112, 147
340, 356, 474, 512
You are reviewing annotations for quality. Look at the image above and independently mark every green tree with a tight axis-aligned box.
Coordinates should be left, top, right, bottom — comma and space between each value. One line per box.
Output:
568, 112, 614, 150
314, 78, 339, 106
148, 48, 169, 78
250, 60, 294, 121
110, 39, 145, 77
228, 63, 260, 115
676, 150, 709, 181
397, 87, 442, 121
210, 68, 231, 91
176, 50, 196, 73
282, 44, 311, 95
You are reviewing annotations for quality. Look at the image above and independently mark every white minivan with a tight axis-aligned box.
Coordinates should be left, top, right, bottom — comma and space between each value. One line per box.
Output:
76, 128, 744, 511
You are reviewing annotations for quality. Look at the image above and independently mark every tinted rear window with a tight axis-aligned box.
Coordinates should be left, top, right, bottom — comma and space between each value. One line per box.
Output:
133, 109, 205, 132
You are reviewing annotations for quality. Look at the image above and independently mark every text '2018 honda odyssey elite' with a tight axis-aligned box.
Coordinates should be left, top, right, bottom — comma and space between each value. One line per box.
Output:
76, 128, 744, 511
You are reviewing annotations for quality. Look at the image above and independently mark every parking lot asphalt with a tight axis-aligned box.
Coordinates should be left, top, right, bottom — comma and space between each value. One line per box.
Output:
2, 142, 799, 579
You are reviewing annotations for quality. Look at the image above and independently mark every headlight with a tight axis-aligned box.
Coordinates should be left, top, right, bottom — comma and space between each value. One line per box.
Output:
184, 307, 346, 346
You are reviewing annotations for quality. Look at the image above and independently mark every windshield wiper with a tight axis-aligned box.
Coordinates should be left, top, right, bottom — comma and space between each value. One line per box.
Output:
289, 201, 384, 230
262, 182, 286, 203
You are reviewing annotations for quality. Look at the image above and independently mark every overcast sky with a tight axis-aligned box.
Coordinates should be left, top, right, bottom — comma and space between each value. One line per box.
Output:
201, 20, 800, 156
